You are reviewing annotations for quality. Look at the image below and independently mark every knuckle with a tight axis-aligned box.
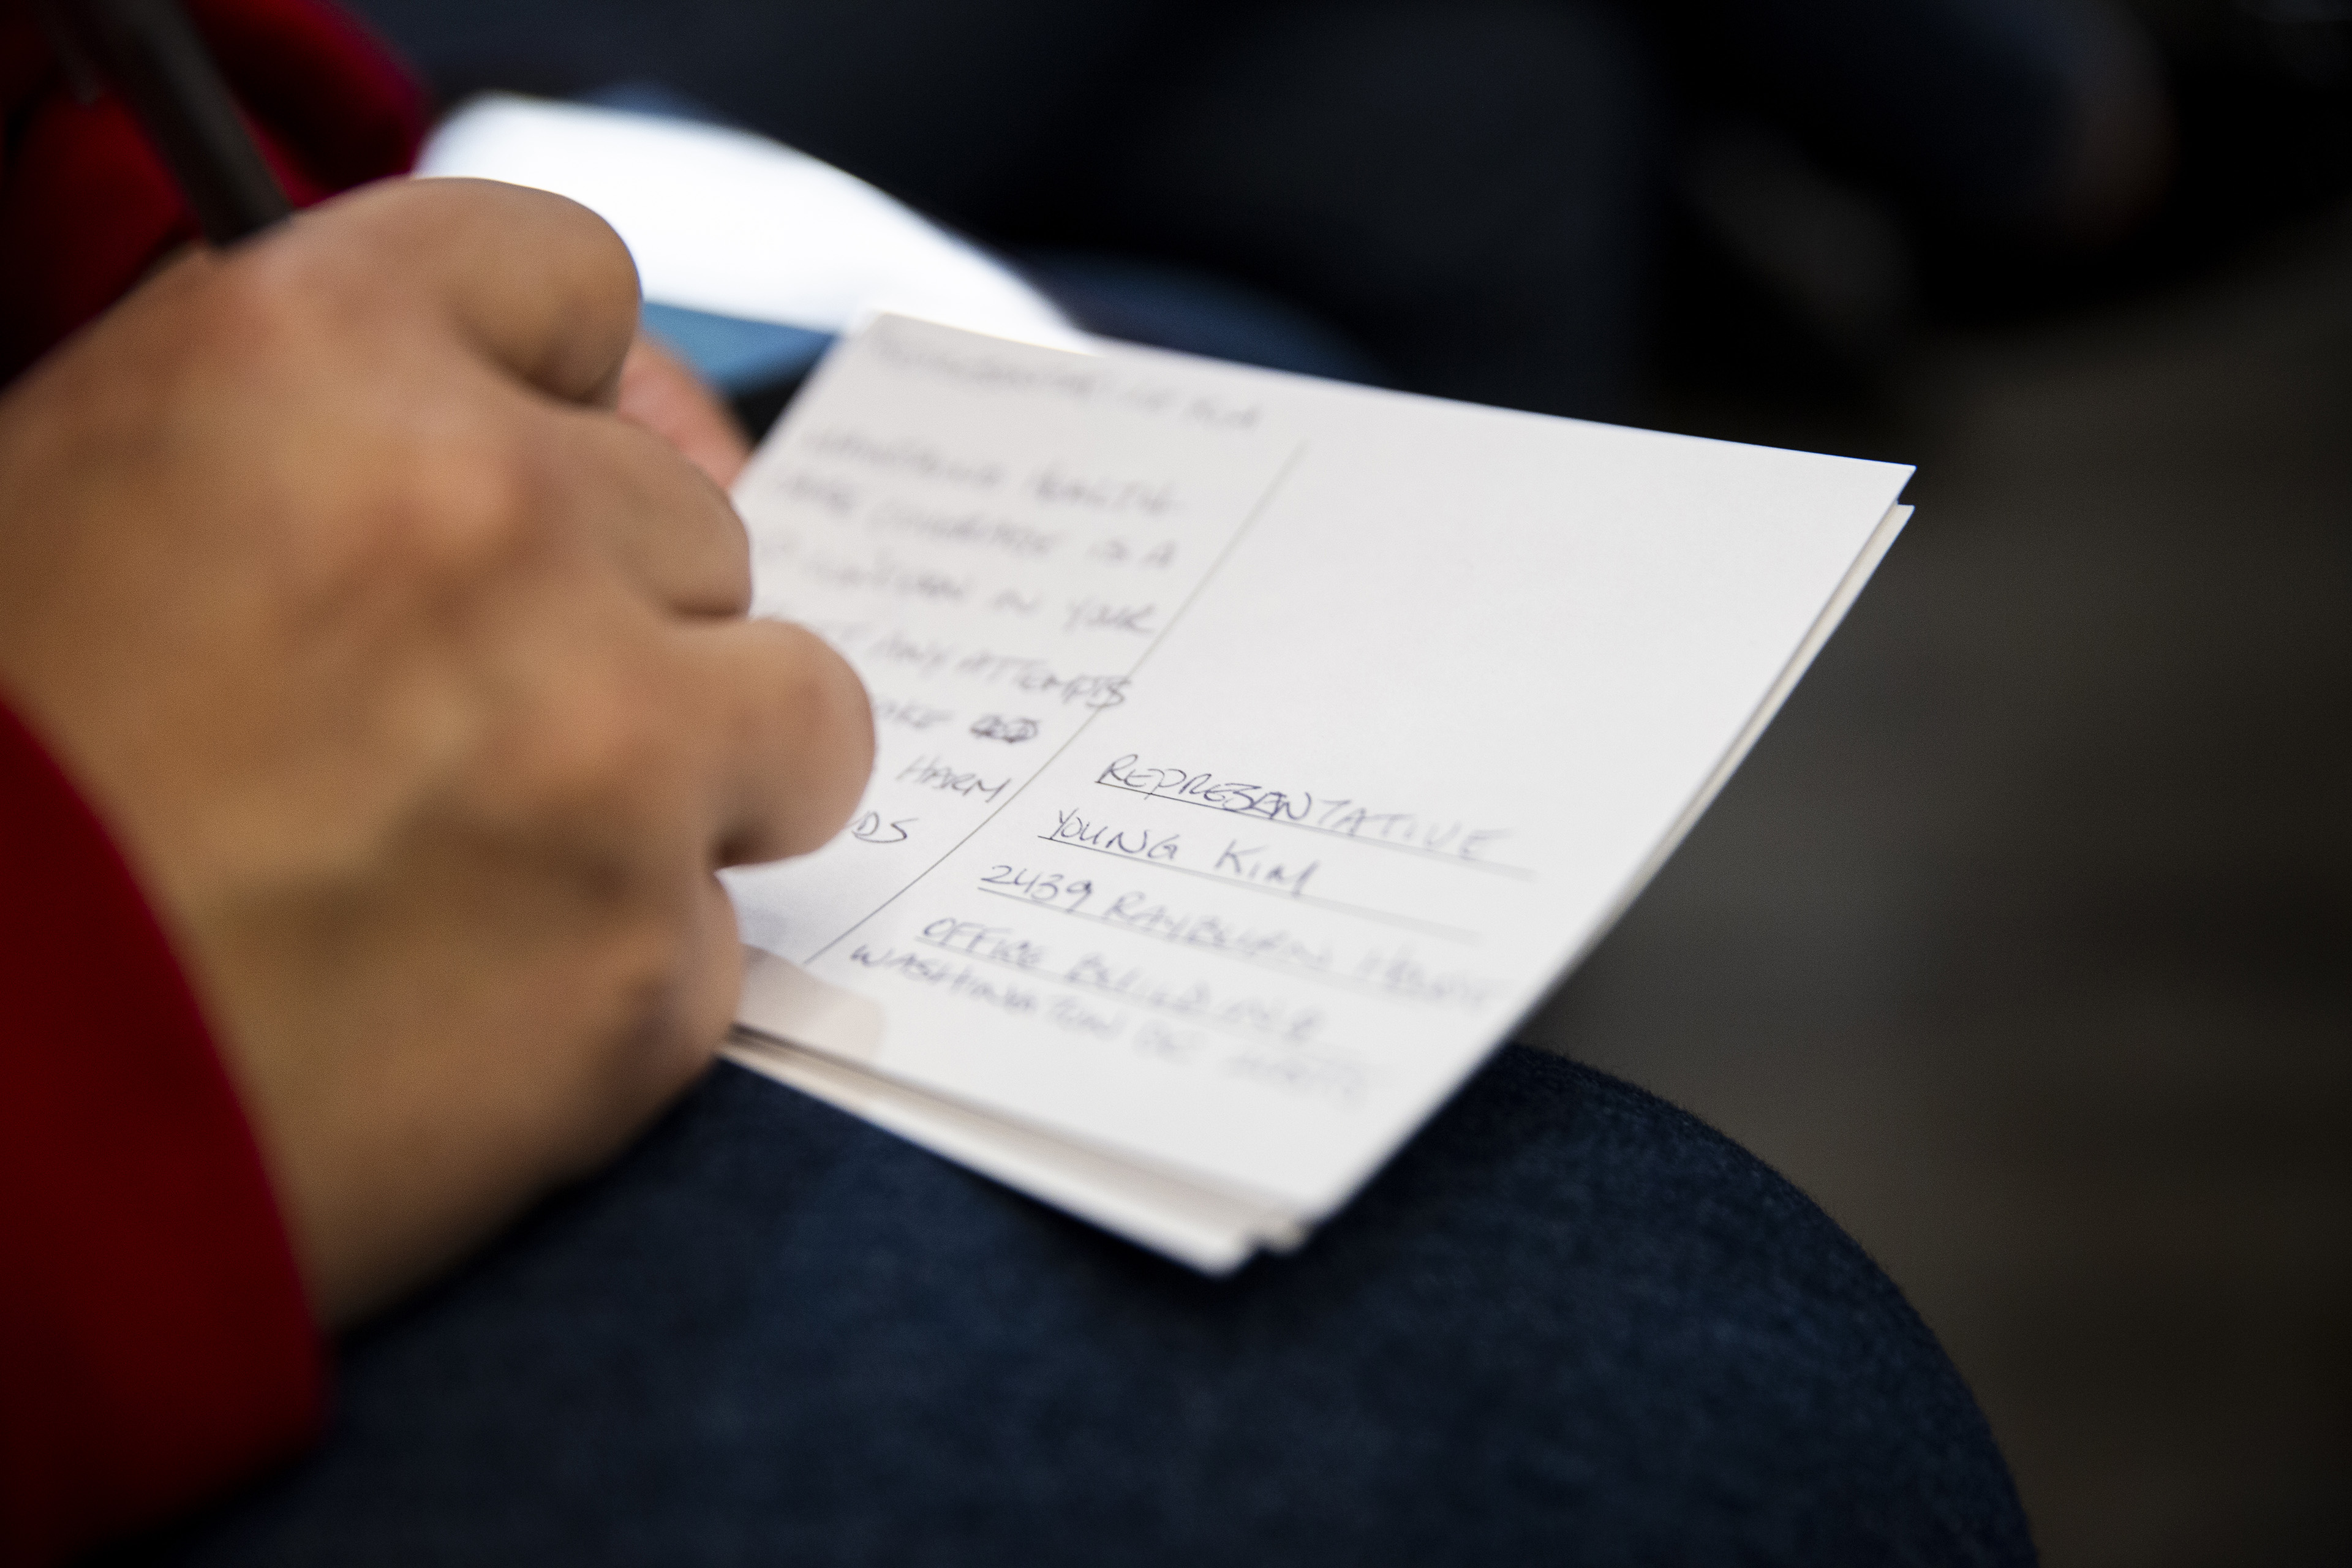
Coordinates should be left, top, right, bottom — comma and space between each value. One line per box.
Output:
532, 655, 703, 843
530, 900, 716, 1149
376, 418, 560, 588
474, 676, 698, 958
541, 671, 673, 807
707, 510, 755, 616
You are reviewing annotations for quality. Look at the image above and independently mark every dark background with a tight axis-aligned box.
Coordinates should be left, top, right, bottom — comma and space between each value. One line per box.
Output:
1522, 9, 2351, 1556
1528, 201, 2352, 1566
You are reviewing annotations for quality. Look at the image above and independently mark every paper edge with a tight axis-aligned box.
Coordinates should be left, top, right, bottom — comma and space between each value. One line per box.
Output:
1509, 500, 1916, 1026
722, 1028, 1305, 1273
1201, 499, 1918, 1236
735, 944, 884, 1060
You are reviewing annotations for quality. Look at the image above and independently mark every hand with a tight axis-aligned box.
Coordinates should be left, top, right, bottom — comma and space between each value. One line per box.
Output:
617, 330, 751, 489
0, 178, 872, 1326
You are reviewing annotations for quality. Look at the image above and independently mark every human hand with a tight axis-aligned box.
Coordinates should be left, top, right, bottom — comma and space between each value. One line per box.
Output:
617, 329, 751, 489
0, 178, 872, 1327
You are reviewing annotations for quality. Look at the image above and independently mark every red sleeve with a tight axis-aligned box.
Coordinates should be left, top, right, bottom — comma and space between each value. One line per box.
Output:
0, 698, 324, 1566
0, 0, 428, 383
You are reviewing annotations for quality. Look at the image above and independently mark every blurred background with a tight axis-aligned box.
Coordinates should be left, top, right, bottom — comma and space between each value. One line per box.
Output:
353, 0, 2348, 1559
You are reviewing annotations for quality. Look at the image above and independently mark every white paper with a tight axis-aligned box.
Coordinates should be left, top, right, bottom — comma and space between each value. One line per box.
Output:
723, 317, 1912, 1267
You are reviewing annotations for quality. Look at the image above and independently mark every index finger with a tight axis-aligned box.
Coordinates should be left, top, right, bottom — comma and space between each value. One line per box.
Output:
271, 176, 643, 409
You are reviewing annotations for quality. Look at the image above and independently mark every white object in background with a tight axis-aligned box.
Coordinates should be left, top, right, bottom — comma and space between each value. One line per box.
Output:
417, 94, 1083, 350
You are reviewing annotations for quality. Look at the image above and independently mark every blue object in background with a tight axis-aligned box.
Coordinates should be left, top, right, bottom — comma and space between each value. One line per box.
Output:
638, 301, 834, 396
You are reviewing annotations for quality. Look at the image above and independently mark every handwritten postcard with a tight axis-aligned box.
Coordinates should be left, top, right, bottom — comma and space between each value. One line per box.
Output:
721, 316, 1912, 1269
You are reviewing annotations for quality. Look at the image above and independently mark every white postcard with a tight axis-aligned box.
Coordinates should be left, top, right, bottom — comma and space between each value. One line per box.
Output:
721, 316, 1911, 1270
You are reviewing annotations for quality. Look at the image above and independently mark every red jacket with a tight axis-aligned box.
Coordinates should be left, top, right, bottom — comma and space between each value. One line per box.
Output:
0, 4, 423, 1559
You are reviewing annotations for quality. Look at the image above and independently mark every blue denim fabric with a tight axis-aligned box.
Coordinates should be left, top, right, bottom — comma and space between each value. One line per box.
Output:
144, 1048, 2034, 1566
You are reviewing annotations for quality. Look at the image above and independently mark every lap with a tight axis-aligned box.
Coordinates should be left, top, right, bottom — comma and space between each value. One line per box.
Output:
145, 1047, 2032, 1566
